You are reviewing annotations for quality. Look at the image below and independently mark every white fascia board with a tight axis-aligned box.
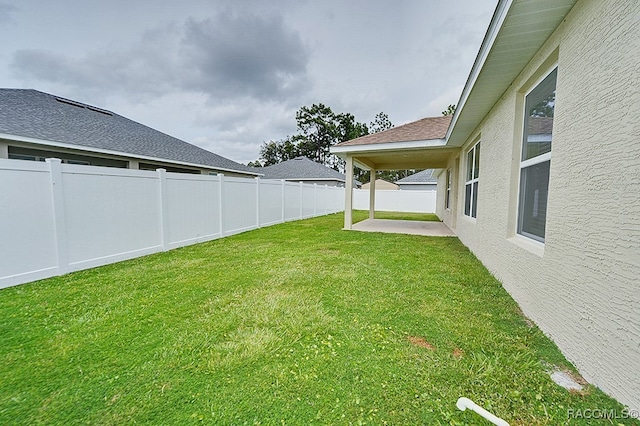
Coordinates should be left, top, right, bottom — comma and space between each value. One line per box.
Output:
0, 132, 261, 176
283, 177, 345, 183
397, 181, 437, 185
330, 138, 447, 155
445, 0, 513, 142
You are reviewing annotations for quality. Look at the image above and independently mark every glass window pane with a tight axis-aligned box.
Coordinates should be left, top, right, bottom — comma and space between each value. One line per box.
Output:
474, 143, 480, 179
471, 181, 478, 218
465, 183, 472, 216
467, 150, 474, 181
523, 69, 556, 161
518, 160, 551, 241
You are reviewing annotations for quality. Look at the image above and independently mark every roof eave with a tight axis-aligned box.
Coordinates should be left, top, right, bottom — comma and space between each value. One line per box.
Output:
0, 132, 261, 176
445, 0, 577, 147
331, 138, 447, 158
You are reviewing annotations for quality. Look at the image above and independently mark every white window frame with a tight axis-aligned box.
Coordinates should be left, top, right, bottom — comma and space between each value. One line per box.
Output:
445, 168, 452, 210
516, 65, 557, 243
464, 141, 480, 218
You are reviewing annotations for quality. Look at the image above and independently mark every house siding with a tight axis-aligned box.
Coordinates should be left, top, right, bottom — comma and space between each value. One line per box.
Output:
437, 0, 640, 409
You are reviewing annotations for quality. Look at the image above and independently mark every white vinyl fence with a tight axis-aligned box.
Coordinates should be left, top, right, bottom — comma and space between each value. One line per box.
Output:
353, 189, 437, 213
0, 158, 343, 289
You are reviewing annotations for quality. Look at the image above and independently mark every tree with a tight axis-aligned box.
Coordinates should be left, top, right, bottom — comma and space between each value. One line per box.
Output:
247, 160, 263, 167
369, 111, 394, 134
255, 104, 372, 172
442, 104, 456, 116
258, 136, 299, 166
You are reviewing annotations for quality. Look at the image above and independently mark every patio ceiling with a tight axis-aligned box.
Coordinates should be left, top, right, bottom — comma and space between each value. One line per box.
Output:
342, 146, 458, 171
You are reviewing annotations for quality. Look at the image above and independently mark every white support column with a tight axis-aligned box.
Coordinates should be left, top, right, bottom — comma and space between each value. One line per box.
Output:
46, 158, 69, 275
157, 168, 169, 251
344, 156, 354, 229
369, 169, 376, 220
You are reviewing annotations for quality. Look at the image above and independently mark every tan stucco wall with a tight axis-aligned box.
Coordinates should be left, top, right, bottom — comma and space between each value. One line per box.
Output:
362, 179, 399, 190
437, 0, 640, 409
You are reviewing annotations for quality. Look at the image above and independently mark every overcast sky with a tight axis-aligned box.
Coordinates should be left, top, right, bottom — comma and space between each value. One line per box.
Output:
0, 0, 496, 165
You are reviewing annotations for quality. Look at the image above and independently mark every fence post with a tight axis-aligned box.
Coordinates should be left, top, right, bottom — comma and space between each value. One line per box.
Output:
219, 173, 225, 237
281, 179, 285, 223
314, 183, 317, 217
299, 181, 303, 219
255, 177, 260, 228
157, 168, 169, 251
324, 185, 329, 214
46, 158, 69, 275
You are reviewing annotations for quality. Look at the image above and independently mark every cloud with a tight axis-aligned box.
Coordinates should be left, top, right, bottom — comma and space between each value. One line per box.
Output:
422, 84, 464, 117
180, 13, 310, 100
10, 11, 310, 103
0, 3, 16, 25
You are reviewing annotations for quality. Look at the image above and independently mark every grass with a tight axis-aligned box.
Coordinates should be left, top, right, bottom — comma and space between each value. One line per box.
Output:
0, 211, 635, 425
368, 210, 441, 222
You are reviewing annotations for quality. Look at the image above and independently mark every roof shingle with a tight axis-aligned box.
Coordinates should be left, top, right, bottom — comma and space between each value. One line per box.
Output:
258, 156, 347, 181
335, 115, 452, 147
0, 89, 255, 174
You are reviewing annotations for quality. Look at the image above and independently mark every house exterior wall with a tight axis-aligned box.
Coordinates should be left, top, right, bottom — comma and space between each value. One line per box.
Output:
437, 0, 640, 409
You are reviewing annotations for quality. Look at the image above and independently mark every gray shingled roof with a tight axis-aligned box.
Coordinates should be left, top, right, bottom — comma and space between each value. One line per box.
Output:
396, 169, 437, 184
0, 89, 256, 174
258, 156, 347, 182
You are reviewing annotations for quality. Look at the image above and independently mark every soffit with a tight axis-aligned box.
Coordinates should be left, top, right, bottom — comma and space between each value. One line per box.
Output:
447, 0, 577, 147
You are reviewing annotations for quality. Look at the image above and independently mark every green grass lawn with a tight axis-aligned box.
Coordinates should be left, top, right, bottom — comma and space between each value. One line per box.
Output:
366, 210, 441, 222
0, 212, 635, 425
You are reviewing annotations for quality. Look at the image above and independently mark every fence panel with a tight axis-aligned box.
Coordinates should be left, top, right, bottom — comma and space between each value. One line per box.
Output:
62, 166, 162, 271
302, 184, 316, 218
259, 179, 284, 226
353, 189, 436, 213
222, 176, 258, 235
165, 173, 221, 248
284, 182, 301, 221
0, 159, 344, 289
0, 161, 58, 286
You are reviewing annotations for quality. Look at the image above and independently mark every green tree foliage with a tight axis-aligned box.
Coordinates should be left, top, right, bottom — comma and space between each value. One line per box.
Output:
255, 103, 370, 171
369, 111, 394, 134
442, 104, 456, 116
258, 136, 300, 166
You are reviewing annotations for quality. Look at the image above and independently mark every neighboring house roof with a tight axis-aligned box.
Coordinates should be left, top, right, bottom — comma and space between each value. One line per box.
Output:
258, 156, 349, 183
361, 179, 398, 190
0, 89, 257, 175
396, 169, 436, 184
335, 115, 452, 147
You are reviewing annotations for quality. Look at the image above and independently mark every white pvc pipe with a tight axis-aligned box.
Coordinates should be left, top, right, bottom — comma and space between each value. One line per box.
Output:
456, 397, 510, 426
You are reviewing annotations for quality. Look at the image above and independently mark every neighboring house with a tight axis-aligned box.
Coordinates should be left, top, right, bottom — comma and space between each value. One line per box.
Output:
257, 156, 359, 188
333, 0, 639, 411
0, 89, 258, 177
361, 179, 398, 190
395, 169, 437, 191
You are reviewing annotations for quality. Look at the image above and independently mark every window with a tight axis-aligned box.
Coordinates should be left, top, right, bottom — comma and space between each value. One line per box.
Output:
464, 142, 480, 218
445, 169, 452, 210
517, 68, 556, 242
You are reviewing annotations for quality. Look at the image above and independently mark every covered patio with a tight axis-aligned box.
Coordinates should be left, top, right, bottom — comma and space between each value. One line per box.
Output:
352, 218, 455, 237
331, 115, 459, 232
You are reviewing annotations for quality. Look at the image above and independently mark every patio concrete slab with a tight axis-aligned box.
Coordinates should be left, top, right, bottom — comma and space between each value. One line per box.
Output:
351, 219, 455, 237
